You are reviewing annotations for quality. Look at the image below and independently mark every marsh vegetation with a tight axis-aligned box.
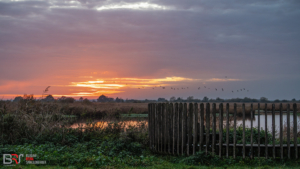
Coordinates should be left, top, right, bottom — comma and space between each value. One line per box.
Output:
0, 98, 299, 168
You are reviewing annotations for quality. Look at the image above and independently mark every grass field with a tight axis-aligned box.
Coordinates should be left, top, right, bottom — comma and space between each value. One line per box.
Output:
8, 163, 300, 169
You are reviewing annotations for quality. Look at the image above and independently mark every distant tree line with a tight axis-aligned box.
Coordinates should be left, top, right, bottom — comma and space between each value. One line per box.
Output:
11, 94, 299, 103
165, 96, 299, 103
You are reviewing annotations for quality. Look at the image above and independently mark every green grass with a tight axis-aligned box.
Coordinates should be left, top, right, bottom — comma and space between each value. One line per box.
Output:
11, 164, 300, 169
61, 115, 77, 118
1, 125, 299, 169
121, 114, 148, 117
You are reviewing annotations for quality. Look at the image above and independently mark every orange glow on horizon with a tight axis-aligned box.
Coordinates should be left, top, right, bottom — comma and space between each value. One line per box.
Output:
0, 76, 244, 99
67, 76, 200, 97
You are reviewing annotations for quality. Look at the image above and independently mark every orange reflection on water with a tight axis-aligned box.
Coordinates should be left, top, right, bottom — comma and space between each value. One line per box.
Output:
70, 120, 148, 131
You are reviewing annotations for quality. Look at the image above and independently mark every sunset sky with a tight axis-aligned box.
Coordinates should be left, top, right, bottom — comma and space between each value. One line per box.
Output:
0, 0, 300, 100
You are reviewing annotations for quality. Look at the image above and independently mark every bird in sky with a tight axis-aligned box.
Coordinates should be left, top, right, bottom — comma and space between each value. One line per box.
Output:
215, 88, 217, 91
232, 91, 234, 93
162, 87, 165, 89
222, 88, 224, 91
198, 87, 200, 90
225, 76, 227, 78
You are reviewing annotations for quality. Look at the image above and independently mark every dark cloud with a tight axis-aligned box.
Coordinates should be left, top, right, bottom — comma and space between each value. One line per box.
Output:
0, 0, 299, 99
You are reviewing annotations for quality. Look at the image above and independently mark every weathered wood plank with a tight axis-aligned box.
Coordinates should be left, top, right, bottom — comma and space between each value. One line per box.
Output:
219, 103, 223, 158
265, 103, 268, 159
280, 103, 283, 159
163, 103, 166, 153
193, 103, 198, 155
157, 103, 161, 152
152, 103, 154, 149
188, 103, 193, 156
200, 103, 204, 152
169, 103, 173, 154
206, 103, 210, 155
287, 104, 290, 159
153, 103, 156, 151
173, 103, 177, 155
293, 103, 298, 159
233, 103, 237, 159
182, 103, 187, 155
162, 103, 166, 153
258, 103, 260, 158
212, 103, 216, 155
242, 103, 245, 159
178, 103, 183, 155
226, 103, 229, 158
148, 104, 151, 150
272, 103, 275, 159
250, 103, 253, 159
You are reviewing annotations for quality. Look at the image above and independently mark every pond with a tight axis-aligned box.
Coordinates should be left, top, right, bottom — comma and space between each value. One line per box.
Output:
236, 114, 300, 132
69, 113, 300, 134
69, 118, 148, 131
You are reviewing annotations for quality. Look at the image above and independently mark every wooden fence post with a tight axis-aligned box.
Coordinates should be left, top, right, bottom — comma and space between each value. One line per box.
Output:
212, 103, 216, 155
293, 103, 298, 159
272, 104, 275, 159
242, 103, 245, 159
199, 103, 204, 152
169, 103, 173, 154
193, 103, 198, 155
182, 103, 187, 155
219, 103, 223, 158
233, 103, 237, 159
148, 104, 151, 150
265, 103, 268, 159
206, 103, 210, 155
173, 103, 177, 155
258, 103, 260, 158
280, 103, 283, 159
178, 103, 183, 155
226, 103, 229, 158
157, 103, 161, 152
250, 103, 253, 159
152, 103, 156, 152
188, 103, 193, 156
287, 104, 290, 159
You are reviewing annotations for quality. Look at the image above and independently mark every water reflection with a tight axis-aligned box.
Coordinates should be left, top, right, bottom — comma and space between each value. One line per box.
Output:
70, 114, 300, 134
70, 120, 148, 131
236, 114, 300, 132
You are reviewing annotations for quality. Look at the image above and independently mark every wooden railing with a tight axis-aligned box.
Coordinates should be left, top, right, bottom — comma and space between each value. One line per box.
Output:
148, 103, 300, 159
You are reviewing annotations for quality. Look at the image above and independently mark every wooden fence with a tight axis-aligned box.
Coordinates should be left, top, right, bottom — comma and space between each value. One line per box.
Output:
148, 103, 300, 159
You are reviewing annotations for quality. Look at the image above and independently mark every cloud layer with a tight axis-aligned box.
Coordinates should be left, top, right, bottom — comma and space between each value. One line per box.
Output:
0, 0, 300, 100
